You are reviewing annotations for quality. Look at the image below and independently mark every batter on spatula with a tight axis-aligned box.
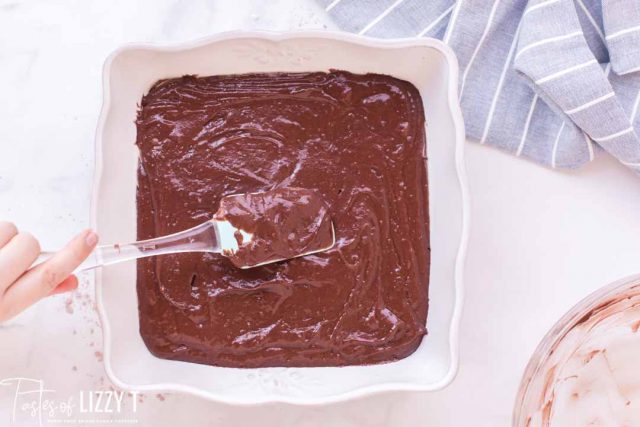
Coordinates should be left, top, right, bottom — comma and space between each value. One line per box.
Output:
215, 188, 334, 268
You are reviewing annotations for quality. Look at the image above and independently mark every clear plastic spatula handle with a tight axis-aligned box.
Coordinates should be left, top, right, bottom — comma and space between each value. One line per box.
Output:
36, 220, 223, 272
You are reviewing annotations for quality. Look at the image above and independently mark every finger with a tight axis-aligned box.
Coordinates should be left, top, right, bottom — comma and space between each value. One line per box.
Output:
49, 275, 78, 295
1, 230, 98, 319
0, 221, 18, 248
0, 232, 40, 292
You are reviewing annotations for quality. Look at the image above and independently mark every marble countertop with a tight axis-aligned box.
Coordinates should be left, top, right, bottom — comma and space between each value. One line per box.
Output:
2, 0, 640, 425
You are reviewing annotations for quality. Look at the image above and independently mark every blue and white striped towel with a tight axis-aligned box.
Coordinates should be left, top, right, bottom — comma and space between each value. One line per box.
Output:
318, 0, 640, 170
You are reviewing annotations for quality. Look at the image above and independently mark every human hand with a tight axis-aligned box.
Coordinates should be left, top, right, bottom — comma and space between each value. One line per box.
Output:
0, 222, 98, 322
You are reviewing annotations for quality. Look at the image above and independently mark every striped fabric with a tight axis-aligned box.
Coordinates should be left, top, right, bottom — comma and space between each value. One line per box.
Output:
318, 0, 640, 171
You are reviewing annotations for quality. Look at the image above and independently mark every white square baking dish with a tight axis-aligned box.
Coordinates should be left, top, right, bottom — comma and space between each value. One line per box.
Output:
93, 31, 467, 405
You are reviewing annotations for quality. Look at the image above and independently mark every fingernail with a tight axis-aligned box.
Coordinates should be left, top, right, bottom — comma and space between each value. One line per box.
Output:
85, 230, 99, 247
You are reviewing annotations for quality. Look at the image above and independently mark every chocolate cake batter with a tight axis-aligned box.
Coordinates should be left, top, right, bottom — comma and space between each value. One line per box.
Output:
135, 71, 430, 367
215, 188, 334, 268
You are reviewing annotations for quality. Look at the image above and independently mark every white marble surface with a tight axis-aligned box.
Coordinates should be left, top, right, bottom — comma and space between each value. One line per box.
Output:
2, 1, 640, 426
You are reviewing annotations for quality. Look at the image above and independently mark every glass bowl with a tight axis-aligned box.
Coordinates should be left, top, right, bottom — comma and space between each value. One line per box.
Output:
514, 273, 640, 426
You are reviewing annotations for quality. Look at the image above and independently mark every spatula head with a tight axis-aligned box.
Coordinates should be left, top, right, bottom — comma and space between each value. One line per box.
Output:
214, 187, 335, 269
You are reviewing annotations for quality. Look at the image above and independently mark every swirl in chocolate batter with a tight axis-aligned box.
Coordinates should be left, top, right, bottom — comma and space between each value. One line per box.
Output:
135, 71, 430, 367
